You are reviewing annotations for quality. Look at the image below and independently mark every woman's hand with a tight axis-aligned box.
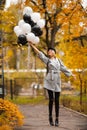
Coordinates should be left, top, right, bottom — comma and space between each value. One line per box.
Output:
28, 42, 40, 54
72, 74, 76, 80
28, 41, 33, 46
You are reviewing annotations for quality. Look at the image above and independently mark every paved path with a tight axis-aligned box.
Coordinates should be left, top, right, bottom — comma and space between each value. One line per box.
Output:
16, 104, 87, 130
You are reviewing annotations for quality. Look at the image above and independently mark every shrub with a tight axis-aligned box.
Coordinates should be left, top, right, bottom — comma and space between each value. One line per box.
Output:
60, 95, 72, 107
0, 98, 24, 129
0, 125, 12, 130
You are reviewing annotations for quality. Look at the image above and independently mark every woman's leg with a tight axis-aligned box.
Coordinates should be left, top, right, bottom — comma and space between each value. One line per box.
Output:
47, 89, 54, 126
55, 92, 60, 126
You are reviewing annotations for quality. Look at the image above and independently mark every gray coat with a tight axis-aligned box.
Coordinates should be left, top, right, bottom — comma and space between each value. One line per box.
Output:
38, 52, 72, 92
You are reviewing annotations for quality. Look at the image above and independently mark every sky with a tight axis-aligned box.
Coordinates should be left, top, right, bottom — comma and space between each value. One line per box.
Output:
82, 0, 87, 8
5, 0, 87, 9
5, 0, 10, 8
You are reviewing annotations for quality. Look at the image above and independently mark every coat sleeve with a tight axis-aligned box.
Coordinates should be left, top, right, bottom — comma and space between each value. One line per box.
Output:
59, 59, 72, 77
38, 51, 48, 64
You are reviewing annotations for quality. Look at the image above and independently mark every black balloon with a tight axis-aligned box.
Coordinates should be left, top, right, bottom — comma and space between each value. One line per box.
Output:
23, 14, 31, 23
29, 20, 36, 27
17, 34, 27, 45
23, 14, 36, 27
31, 25, 43, 36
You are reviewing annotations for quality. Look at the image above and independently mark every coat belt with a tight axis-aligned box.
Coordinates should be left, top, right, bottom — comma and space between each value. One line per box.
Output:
48, 71, 58, 73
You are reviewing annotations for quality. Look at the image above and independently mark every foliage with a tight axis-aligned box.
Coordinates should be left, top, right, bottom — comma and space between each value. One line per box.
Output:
24, 0, 87, 47
1, 0, 86, 49
0, 9, 17, 46
57, 41, 87, 69
3, 45, 46, 70
57, 40, 87, 104
0, 125, 12, 130
0, 98, 24, 129
0, 0, 87, 70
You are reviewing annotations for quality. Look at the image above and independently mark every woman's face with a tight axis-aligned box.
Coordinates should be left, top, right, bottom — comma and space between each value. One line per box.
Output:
47, 49, 56, 58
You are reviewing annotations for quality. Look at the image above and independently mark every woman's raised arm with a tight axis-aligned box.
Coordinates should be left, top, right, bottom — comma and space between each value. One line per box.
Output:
29, 42, 40, 54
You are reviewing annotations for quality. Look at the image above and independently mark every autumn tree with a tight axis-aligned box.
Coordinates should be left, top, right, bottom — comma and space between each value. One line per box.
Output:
0, 0, 6, 41
2, 0, 87, 51
1, 0, 87, 69
58, 41, 87, 105
22, 0, 87, 96
22, 0, 87, 48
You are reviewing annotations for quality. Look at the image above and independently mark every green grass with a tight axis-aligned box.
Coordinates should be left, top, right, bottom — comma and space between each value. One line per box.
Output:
60, 94, 87, 115
60, 94, 87, 102
6, 96, 48, 105
5, 94, 87, 115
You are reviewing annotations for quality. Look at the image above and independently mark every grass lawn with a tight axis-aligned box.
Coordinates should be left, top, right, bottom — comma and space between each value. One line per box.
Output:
60, 94, 87, 115
6, 96, 48, 105
6, 94, 87, 115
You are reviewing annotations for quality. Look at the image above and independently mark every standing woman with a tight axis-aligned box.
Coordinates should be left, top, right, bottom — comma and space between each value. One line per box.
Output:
29, 42, 74, 127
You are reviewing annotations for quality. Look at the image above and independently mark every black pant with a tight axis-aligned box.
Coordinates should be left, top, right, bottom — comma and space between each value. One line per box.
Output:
47, 89, 60, 118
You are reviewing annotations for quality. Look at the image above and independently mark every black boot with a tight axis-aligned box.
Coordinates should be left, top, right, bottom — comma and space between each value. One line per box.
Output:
55, 118, 59, 126
49, 116, 54, 126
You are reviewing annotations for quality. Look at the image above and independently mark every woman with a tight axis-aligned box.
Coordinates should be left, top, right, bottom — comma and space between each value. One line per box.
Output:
29, 42, 74, 126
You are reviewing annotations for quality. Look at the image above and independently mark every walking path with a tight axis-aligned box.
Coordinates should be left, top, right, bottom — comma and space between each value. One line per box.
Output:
16, 104, 87, 130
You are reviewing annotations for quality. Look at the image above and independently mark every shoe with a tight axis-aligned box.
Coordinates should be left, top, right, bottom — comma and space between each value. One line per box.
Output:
49, 116, 54, 126
55, 118, 59, 126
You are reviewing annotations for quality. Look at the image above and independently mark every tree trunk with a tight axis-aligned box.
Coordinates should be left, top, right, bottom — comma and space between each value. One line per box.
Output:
0, 0, 6, 10
79, 74, 83, 105
84, 81, 87, 95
